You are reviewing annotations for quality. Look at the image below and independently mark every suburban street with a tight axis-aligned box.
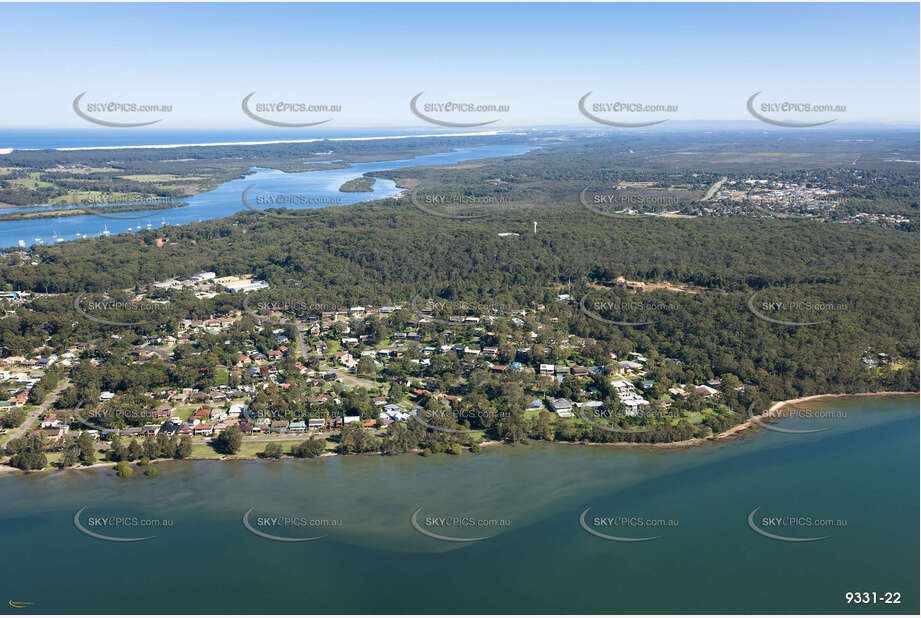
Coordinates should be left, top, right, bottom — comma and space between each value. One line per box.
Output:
8, 378, 71, 442
702, 176, 728, 201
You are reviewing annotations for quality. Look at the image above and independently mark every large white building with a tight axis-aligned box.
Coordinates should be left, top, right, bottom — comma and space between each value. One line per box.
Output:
225, 280, 269, 293
611, 379, 649, 416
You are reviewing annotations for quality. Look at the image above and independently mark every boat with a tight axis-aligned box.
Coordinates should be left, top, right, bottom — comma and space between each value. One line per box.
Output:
101, 225, 110, 237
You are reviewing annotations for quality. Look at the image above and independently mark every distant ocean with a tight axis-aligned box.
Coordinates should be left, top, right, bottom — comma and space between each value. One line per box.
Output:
0, 128, 475, 151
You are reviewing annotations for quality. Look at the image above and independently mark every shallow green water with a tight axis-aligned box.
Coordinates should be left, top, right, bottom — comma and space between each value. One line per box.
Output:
1, 395, 917, 614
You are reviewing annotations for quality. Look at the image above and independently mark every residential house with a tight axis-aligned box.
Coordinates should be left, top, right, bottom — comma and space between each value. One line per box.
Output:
160, 421, 179, 435
550, 398, 574, 418
288, 420, 307, 434
695, 385, 720, 399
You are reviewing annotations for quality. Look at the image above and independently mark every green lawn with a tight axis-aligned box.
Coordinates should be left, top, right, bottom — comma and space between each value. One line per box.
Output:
214, 367, 229, 386
465, 430, 485, 443
175, 407, 197, 422
190, 438, 332, 459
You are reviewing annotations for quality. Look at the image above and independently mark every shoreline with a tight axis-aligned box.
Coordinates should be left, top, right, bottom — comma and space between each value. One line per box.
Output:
0, 130, 512, 154
1, 391, 916, 476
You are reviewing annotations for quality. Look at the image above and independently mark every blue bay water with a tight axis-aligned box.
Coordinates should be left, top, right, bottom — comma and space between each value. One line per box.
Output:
0, 395, 917, 614
0, 142, 535, 249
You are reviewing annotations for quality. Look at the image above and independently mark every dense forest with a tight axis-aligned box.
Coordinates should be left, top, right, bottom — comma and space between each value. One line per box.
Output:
1, 203, 917, 401
1, 131, 917, 407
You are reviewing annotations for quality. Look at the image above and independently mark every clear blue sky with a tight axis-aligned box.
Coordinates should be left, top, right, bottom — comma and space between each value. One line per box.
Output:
1, 2, 917, 128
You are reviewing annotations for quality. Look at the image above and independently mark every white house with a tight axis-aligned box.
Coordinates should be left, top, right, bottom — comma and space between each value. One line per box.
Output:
621, 394, 650, 416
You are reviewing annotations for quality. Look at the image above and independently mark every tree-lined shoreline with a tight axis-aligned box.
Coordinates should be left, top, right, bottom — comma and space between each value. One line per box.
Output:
2, 391, 916, 476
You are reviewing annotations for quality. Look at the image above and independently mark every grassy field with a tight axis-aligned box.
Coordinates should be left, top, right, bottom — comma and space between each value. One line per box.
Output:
9, 177, 56, 190
119, 174, 188, 182
174, 407, 197, 422
214, 367, 229, 386
190, 438, 336, 459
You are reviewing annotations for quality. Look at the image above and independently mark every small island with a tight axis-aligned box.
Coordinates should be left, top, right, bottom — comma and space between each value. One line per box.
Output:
339, 176, 376, 193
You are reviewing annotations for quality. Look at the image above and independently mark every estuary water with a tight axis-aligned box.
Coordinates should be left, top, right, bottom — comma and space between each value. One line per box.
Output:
0, 143, 535, 250
0, 395, 917, 614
